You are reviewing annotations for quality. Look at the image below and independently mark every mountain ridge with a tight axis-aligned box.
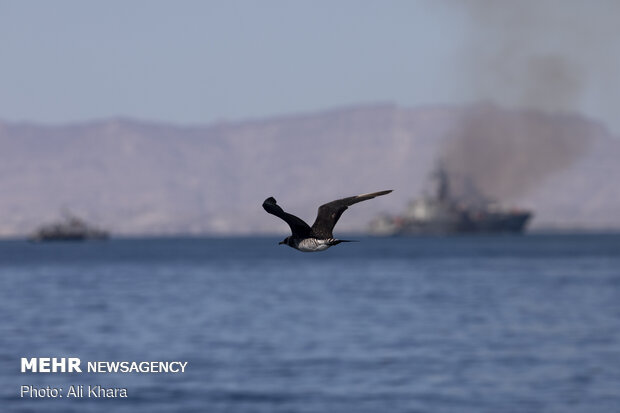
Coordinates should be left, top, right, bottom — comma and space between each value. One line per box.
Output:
0, 103, 617, 237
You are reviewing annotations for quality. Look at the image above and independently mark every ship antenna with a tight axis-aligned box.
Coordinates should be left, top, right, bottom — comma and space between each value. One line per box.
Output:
433, 160, 450, 202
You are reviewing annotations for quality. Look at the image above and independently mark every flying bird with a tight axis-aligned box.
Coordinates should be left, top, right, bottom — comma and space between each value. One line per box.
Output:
262, 190, 393, 252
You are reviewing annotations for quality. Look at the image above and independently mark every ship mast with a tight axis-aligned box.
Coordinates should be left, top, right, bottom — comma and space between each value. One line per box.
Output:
432, 162, 450, 202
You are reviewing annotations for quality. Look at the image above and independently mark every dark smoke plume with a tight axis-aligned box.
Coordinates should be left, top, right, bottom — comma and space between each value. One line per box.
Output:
437, 1, 613, 201
441, 105, 595, 202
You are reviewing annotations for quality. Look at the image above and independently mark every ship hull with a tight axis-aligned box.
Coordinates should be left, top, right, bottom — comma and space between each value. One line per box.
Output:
394, 212, 532, 235
30, 233, 108, 242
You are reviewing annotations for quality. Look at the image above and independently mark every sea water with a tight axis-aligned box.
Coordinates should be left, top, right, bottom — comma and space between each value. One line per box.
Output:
1, 235, 619, 412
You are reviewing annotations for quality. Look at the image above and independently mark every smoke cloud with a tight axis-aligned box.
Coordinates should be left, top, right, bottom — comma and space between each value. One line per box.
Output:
441, 105, 596, 202
437, 1, 613, 201
458, 0, 592, 112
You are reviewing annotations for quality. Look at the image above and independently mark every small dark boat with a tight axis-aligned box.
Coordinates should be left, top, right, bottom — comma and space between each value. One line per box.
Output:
30, 215, 109, 242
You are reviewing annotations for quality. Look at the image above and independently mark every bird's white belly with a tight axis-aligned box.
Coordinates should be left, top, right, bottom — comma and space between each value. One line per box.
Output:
296, 238, 331, 252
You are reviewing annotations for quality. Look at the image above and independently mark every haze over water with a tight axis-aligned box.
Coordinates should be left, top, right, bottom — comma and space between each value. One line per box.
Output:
1, 235, 619, 412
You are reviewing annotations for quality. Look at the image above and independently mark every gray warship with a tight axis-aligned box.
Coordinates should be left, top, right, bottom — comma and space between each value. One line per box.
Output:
30, 214, 109, 242
369, 165, 532, 235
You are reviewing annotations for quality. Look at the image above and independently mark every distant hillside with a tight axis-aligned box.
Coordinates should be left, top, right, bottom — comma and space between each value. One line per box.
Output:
0, 103, 618, 237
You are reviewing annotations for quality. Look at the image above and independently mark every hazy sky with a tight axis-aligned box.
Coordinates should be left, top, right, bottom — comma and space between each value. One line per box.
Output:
1, 1, 619, 131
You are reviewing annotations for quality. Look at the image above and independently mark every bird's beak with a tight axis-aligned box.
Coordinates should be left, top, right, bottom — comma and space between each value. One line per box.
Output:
278, 241, 285, 245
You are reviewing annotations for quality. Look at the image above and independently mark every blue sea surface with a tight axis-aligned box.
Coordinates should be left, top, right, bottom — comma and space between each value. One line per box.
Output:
1, 235, 619, 412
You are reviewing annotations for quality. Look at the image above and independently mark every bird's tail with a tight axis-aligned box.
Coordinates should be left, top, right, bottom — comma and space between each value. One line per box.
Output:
329, 239, 359, 245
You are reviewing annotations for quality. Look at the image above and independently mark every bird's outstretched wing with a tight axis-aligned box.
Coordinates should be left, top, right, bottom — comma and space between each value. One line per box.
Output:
311, 190, 393, 238
262, 197, 312, 237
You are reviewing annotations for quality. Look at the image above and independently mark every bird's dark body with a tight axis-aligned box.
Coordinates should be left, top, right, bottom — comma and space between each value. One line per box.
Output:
262, 190, 392, 252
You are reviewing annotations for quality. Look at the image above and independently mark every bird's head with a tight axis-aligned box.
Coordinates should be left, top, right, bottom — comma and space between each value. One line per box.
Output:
278, 236, 289, 246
